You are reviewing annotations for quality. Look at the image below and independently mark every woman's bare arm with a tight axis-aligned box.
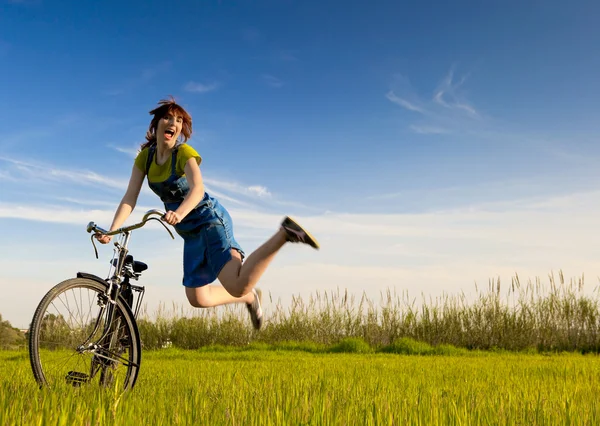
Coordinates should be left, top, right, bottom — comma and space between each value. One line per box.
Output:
96, 164, 145, 243
163, 158, 204, 225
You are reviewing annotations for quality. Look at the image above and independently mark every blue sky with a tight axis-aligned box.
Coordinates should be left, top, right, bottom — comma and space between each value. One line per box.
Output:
1, 0, 599, 327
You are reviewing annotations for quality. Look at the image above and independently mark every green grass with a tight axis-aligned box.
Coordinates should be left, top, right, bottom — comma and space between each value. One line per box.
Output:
2, 348, 600, 425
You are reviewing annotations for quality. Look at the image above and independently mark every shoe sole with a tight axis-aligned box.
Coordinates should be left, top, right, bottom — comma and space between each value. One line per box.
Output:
255, 288, 263, 306
248, 289, 263, 330
285, 216, 320, 250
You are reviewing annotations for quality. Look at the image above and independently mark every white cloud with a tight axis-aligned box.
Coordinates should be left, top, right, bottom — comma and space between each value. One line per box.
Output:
247, 185, 272, 197
386, 66, 483, 137
202, 187, 258, 209
56, 197, 121, 208
0, 156, 128, 190
2, 187, 600, 328
276, 50, 299, 62
0, 156, 277, 208
109, 144, 140, 158
0, 204, 115, 225
0, 169, 16, 181
184, 81, 219, 94
140, 61, 172, 82
204, 178, 272, 199
262, 74, 284, 88
409, 124, 450, 135
433, 68, 478, 117
106, 61, 171, 96
385, 91, 425, 113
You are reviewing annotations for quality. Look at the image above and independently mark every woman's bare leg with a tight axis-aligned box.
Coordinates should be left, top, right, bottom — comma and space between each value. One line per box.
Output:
188, 217, 318, 304
184, 229, 286, 307
185, 284, 254, 308
217, 229, 288, 298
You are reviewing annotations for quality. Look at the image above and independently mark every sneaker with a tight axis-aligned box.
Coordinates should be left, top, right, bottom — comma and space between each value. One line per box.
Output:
281, 216, 320, 249
246, 288, 263, 330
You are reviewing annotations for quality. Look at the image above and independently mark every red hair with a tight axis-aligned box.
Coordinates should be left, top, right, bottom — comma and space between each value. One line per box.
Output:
141, 96, 193, 150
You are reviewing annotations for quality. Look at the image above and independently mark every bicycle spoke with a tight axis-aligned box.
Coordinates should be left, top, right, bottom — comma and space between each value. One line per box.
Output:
29, 212, 164, 392
30, 278, 141, 391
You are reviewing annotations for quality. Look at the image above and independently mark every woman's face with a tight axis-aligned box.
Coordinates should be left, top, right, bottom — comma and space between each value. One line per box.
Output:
156, 111, 183, 147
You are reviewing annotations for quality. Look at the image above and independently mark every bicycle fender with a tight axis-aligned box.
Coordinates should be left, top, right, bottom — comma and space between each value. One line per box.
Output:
76, 272, 109, 286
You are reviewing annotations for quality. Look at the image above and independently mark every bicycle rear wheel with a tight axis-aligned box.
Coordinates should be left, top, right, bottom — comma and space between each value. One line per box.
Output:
28, 277, 141, 391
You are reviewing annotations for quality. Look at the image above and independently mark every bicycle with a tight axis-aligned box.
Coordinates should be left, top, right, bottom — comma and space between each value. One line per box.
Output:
28, 209, 173, 391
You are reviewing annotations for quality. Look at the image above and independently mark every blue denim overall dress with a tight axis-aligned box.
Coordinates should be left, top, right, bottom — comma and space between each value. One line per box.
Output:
145, 145, 245, 287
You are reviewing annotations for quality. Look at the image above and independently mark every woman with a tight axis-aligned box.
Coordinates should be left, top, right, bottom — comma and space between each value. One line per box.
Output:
96, 97, 319, 330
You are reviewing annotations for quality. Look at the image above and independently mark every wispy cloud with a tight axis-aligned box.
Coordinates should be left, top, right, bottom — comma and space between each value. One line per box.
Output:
386, 66, 481, 135
0, 203, 115, 225
0, 169, 16, 182
202, 188, 258, 209
0, 117, 78, 150
385, 91, 425, 113
204, 178, 272, 199
262, 74, 284, 88
105, 61, 171, 96
0, 154, 292, 214
241, 27, 261, 46
184, 81, 219, 94
56, 197, 122, 208
0, 156, 128, 190
385, 67, 594, 171
409, 124, 450, 135
4, 187, 599, 252
205, 179, 320, 212
275, 49, 299, 62
108, 144, 140, 158
433, 67, 478, 117
140, 62, 171, 81
4, 186, 600, 328
0, 150, 324, 234
247, 185, 272, 197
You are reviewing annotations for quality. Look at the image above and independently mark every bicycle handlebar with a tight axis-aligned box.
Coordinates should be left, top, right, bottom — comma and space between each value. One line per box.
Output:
86, 209, 172, 237
85, 209, 175, 260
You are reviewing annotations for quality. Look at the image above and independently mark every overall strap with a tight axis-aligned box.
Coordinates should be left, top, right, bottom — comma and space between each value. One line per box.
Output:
145, 145, 156, 175
145, 145, 179, 176
170, 147, 179, 176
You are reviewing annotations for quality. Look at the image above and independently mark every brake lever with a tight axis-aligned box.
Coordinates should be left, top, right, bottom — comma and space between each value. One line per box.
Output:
90, 234, 99, 259
149, 217, 175, 240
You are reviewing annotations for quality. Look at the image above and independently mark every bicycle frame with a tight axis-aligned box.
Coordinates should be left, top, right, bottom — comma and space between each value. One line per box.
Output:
81, 210, 174, 361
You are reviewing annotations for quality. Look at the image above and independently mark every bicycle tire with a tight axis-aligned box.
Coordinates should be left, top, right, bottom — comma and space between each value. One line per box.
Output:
28, 277, 142, 391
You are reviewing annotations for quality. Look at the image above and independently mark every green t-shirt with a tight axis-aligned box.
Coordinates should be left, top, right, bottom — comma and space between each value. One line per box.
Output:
134, 144, 202, 183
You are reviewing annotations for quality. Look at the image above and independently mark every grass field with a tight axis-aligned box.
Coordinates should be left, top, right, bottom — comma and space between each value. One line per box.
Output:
2, 347, 599, 425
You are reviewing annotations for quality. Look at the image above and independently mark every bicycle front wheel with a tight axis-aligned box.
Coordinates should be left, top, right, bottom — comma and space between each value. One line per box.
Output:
28, 277, 141, 391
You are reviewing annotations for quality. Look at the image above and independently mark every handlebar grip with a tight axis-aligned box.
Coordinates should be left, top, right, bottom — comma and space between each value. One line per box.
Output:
86, 221, 109, 235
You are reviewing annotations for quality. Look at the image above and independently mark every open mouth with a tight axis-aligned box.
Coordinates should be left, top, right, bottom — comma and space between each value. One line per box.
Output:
164, 129, 175, 139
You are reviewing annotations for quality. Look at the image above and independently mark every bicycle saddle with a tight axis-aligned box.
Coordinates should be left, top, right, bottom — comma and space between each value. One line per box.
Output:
112, 255, 148, 273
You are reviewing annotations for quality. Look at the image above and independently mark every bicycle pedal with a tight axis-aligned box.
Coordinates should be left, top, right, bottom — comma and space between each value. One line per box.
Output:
66, 371, 89, 386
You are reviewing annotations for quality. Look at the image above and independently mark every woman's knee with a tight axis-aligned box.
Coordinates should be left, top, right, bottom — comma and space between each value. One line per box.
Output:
188, 297, 205, 308
218, 275, 251, 298
224, 285, 247, 298
185, 287, 210, 308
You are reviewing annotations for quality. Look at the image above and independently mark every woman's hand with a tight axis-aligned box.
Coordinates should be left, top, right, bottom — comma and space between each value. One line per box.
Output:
163, 210, 182, 225
95, 233, 112, 244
